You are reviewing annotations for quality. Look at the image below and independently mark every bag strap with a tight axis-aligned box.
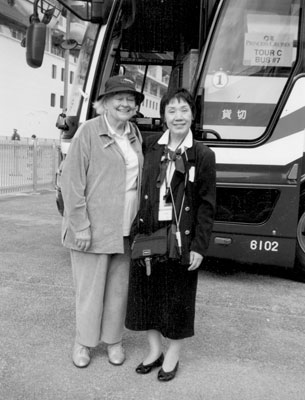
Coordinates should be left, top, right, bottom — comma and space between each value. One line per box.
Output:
168, 150, 188, 256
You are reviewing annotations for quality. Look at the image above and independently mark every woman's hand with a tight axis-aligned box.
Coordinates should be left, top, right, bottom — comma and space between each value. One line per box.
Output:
75, 228, 92, 251
188, 251, 203, 271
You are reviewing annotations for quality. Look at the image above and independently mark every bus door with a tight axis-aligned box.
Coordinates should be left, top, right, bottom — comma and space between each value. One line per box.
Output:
84, 0, 207, 131
193, 0, 305, 271
53, 0, 220, 143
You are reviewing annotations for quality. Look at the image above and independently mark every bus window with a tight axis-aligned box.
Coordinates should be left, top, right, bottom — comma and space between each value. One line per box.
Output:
92, 29, 174, 120
94, 61, 171, 119
196, 0, 300, 141
117, 63, 171, 118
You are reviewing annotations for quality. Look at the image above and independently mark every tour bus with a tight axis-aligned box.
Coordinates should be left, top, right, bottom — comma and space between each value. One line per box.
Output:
26, 0, 305, 276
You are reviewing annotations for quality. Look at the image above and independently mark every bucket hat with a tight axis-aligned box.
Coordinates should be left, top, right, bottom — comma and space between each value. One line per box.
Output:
97, 75, 144, 104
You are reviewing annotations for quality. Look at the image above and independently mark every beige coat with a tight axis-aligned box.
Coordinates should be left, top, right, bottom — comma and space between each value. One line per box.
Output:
61, 114, 143, 254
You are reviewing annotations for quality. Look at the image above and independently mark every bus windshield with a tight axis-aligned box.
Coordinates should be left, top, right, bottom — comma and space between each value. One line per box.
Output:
196, 0, 300, 141
67, 23, 99, 115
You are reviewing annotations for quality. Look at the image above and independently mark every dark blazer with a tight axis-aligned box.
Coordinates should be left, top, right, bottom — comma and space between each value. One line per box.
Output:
135, 133, 216, 265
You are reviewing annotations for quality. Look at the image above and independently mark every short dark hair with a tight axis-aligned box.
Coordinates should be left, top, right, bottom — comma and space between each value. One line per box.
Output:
160, 88, 196, 122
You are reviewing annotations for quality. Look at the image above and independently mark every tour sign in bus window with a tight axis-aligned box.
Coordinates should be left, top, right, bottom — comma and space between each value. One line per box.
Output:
244, 14, 296, 68
197, 0, 300, 141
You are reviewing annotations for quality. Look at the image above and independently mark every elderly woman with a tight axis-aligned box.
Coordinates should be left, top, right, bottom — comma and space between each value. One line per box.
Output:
125, 88, 216, 381
61, 75, 144, 368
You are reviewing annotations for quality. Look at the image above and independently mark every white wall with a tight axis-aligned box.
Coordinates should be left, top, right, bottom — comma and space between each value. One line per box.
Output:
0, 34, 76, 140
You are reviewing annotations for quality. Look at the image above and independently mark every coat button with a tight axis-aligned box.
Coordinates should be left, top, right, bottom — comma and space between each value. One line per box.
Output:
185, 230, 190, 235
185, 206, 190, 212
144, 195, 148, 199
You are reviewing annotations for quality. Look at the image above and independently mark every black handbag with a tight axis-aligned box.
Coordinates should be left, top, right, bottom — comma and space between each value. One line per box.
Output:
131, 159, 188, 275
131, 227, 168, 275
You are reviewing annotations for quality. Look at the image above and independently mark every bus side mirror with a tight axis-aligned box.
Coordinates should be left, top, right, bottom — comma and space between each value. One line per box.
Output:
26, 19, 46, 68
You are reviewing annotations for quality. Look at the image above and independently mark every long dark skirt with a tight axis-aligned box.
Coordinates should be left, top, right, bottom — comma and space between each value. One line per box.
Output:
125, 259, 198, 340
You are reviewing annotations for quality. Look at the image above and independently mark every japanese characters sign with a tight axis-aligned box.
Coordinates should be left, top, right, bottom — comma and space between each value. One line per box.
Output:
203, 102, 276, 126
244, 33, 294, 67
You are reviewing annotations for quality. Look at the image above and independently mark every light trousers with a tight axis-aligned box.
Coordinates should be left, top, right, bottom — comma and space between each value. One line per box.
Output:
70, 238, 130, 348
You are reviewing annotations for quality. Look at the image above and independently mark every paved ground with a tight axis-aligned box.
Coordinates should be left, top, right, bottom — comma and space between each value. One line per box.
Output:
1, 191, 305, 400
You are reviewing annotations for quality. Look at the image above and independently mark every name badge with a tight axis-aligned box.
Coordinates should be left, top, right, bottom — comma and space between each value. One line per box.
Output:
158, 184, 173, 221
158, 204, 173, 221
189, 166, 195, 182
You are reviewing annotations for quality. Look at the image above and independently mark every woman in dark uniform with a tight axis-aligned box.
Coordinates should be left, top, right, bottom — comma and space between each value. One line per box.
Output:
125, 88, 216, 381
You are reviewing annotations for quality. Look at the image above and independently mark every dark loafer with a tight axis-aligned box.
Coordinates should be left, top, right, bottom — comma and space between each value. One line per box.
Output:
136, 353, 164, 374
157, 361, 179, 382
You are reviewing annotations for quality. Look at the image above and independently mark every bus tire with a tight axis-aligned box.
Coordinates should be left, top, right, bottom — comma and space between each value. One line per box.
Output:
296, 190, 305, 274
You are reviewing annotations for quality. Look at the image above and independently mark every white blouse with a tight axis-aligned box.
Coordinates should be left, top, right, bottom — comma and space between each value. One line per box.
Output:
157, 129, 193, 221
105, 115, 139, 235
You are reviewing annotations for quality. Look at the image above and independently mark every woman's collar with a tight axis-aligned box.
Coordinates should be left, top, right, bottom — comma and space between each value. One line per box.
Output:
158, 129, 193, 150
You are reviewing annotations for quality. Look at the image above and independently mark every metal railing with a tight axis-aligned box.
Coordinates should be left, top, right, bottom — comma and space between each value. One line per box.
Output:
0, 137, 60, 195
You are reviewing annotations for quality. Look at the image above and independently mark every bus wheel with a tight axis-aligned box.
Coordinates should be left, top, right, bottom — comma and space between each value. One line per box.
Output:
296, 192, 305, 274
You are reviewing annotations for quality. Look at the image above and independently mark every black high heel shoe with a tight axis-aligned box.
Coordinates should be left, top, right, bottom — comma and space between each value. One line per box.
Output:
157, 361, 179, 382
135, 353, 164, 374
